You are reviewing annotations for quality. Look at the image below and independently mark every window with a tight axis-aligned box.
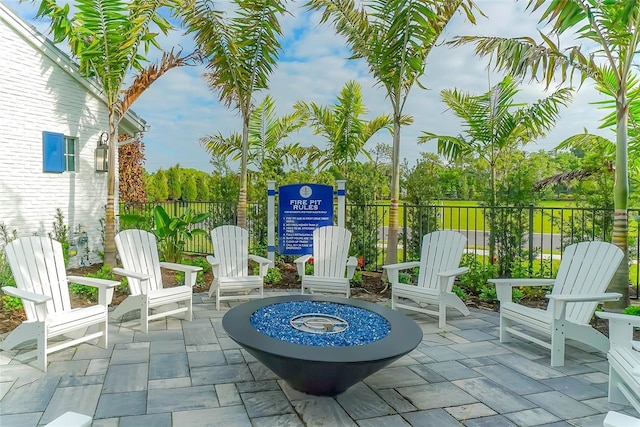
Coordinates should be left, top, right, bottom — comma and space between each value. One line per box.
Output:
43, 131, 77, 172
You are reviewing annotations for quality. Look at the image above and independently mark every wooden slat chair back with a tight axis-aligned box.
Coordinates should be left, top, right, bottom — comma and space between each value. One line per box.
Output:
416, 231, 467, 292
210, 225, 250, 278
492, 240, 624, 366
383, 230, 470, 328
551, 242, 621, 325
313, 226, 352, 278
207, 225, 271, 310
7, 236, 71, 319
112, 229, 201, 333
114, 229, 164, 295
2, 236, 118, 371
295, 226, 358, 297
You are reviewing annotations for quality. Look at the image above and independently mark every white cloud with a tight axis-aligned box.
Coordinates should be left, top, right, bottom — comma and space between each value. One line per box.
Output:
6, 0, 613, 173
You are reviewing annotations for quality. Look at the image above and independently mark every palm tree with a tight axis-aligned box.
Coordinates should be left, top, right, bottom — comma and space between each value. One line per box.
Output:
419, 75, 573, 262
306, 0, 482, 265
294, 80, 404, 180
32, 0, 198, 267
449, 0, 640, 307
201, 95, 308, 181
179, 0, 287, 229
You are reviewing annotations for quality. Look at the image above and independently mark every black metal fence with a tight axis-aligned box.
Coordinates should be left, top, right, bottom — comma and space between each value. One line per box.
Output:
119, 201, 640, 291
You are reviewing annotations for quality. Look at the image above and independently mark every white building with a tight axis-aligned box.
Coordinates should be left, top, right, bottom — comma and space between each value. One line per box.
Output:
0, 2, 147, 267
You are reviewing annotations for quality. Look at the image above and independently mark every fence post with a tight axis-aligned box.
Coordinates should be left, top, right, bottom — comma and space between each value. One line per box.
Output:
337, 180, 346, 228
529, 204, 534, 276
403, 202, 408, 262
267, 181, 276, 264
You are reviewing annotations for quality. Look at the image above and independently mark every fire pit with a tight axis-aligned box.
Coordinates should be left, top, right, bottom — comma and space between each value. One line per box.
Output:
222, 295, 423, 396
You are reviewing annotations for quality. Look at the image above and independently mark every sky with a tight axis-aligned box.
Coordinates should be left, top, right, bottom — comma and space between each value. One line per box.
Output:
5, 0, 612, 173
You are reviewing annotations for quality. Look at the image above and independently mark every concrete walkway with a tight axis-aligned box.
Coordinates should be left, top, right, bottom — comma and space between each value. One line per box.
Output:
1, 290, 638, 427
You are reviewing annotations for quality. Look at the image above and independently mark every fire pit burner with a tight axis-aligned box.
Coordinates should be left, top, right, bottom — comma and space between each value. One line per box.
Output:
290, 313, 348, 334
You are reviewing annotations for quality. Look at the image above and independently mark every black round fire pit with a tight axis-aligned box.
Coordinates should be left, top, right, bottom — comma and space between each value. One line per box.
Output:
222, 295, 423, 396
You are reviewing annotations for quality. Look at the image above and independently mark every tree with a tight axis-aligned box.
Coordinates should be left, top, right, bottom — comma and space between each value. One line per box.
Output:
449, 0, 640, 307
306, 0, 482, 266
118, 136, 147, 203
201, 95, 307, 186
180, 0, 287, 229
166, 166, 182, 201
419, 75, 572, 266
294, 80, 399, 180
34, 0, 198, 267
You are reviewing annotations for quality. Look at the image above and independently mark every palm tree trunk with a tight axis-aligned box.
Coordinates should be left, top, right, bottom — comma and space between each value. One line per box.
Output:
605, 94, 630, 309
385, 120, 401, 267
103, 113, 119, 267
237, 115, 250, 229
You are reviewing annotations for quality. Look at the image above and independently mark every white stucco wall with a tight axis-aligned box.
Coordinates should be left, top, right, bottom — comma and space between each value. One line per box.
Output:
0, 5, 144, 267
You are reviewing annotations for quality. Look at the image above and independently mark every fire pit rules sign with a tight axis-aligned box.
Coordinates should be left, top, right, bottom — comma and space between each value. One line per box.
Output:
278, 184, 333, 255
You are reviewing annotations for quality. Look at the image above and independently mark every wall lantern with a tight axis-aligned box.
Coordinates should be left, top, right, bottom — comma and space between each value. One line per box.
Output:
95, 132, 109, 172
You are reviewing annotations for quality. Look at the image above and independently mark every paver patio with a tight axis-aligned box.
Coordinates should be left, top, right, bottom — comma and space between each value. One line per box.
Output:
1, 289, 638, 427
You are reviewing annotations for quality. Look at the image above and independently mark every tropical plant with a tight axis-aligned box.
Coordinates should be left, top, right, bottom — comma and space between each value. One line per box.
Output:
419, 76, 572, 268
32, 0, 199, 267
180, 0, 288, 229
294, 80, 398, 180
201, 95, 307, 183
449, 0, 640, 307
152, 205, 210, 263
306, 0, 482, 266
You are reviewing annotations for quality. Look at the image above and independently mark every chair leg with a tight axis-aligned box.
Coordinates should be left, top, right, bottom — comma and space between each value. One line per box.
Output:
608, 367, 628, 405
186, 295, 193, 321
141, 299, 149, 334
438, 301, 446, 329
37, 330, 47, 372
391, 292, 397, 310
550, 319, 566, 367
499, 315, 512, 342
97, 318, 108, 348
216, 288, 221, 311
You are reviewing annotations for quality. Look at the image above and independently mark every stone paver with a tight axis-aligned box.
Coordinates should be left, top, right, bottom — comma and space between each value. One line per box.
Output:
1, 293, 639, 427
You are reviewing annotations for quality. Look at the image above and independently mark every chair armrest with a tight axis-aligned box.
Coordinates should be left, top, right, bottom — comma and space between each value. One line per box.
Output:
68, 276, 120, 306
67, 276, 119, 289
159, 262, 203, 274
437, 267, 469, 279
489, 278, 556, 287
596, 311, 640, 325
346, 256, 358, 280
294, 254, 312, 276
546, 293, 622, 303
547, 293, 621, 320
382, 261, 421, 285
596, 311, 640, 349
492, 278, 556, 303
205, 255, 219, 266
249, 254, 272, 277
2, 286, 51, 304
113, 267, 151, 282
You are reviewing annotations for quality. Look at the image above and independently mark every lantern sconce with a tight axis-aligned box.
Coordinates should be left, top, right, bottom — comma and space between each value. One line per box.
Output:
95, 132, 109, 172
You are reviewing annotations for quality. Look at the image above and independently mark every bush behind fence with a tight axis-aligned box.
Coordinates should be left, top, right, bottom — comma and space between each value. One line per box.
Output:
119, 201, 640, 289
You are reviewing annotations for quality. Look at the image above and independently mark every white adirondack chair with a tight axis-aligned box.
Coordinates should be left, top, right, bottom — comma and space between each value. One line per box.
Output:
112, 229, 202, 333
595, 311, 640, 413
1, 236, 119, 371
491, 240, 623, 367
207, 225, 271, 310
295, 226, 357, 297
382, 230, 470, 328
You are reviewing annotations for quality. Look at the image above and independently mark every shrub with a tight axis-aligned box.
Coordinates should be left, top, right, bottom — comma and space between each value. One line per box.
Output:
264, 267, 283, 285
623, 305, 640, 316
0, 223, 19, 311
48, 208, 70, 266
350, 270, 363, 286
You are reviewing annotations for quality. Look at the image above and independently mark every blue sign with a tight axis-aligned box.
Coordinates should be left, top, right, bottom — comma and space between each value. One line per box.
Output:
278, 184, 333, 255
